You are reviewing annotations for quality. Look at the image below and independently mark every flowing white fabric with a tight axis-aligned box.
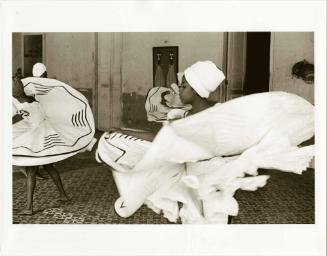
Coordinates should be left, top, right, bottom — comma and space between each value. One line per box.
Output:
96, 131, 201, 223
96, 132, 151, 173
145, 86, 191, 122
97, 91, 314, 223
136, 91, 314, 170
13, 77, 96, 166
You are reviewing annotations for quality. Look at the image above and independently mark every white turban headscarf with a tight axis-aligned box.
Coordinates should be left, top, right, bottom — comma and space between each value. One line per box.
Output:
184, 60, 225, 98
32, 63, 47, 77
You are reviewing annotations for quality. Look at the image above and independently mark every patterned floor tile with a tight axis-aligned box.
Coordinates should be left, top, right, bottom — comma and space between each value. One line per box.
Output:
12, 140, 314, 224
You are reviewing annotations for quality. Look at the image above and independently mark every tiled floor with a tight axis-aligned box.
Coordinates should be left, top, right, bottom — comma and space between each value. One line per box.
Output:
12, 131, 314, 224
13, 165, 173, 224
232, 168, 314, 224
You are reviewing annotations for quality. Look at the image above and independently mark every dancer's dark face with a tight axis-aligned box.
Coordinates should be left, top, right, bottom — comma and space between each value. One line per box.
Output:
179, 76, 196, 104
40, 71, 48, 78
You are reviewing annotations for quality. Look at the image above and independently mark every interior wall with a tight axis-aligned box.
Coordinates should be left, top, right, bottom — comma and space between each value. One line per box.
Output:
11, 32, 225, 130
119, 32, 225, 129
121, 32, 225, 96
11, 32, 316, 132
270, 32, 314, 104
44, 33, 95, 89
44, 33, 96, 111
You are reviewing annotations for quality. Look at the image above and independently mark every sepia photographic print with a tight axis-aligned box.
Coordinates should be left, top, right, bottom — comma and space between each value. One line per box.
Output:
1, 1, 326, 256
11, 31, 315, 225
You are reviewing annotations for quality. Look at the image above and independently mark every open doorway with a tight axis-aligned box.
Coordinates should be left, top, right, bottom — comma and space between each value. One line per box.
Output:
243, 32, 271, 95
23, 34, 43, 77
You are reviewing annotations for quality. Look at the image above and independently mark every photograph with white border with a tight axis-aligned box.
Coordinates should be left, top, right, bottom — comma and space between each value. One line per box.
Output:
1, 1, 326, 256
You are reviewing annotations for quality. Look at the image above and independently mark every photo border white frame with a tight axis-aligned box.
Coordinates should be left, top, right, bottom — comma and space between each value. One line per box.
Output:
1, 1, 326, 255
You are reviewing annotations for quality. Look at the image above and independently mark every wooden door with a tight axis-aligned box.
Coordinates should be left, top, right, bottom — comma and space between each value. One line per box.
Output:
97, 33, 123, 131
226, 32, 247, 100
22, 33, 44, 77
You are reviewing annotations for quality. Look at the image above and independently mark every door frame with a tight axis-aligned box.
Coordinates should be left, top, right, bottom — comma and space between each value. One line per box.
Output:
269, 32, 275, 92
218, 32, 229, 103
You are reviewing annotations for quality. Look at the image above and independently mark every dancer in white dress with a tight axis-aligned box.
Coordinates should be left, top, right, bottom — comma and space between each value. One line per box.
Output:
13, 63, 96, 214
96, 60, 314, 223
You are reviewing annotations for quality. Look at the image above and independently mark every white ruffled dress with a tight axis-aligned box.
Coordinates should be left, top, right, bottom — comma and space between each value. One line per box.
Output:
13, 77, 96, 166
96, 91, 314, 223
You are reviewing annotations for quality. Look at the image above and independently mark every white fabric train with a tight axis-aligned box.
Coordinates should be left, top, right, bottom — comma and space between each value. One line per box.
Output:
13, 77, 96, 166
96, 91, 314, 223
136, 91, 314, 170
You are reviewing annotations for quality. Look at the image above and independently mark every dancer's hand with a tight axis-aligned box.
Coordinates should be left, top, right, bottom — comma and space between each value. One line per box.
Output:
18, 109, 30, 117
167, 109, 188, 121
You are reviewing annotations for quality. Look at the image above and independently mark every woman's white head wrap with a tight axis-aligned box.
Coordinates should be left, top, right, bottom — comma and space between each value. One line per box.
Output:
184, 60, 225, 98
32, 63, 47, 77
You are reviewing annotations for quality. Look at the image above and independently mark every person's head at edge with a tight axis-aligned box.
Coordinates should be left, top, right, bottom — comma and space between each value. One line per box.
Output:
32, 62, 48, 78
179, 60, 225, 113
